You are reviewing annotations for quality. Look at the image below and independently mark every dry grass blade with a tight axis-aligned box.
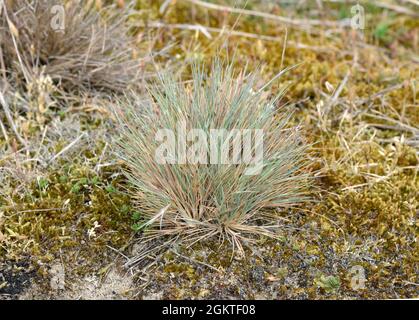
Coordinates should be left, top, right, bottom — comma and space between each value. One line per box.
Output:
0, 89, 27, 147
185, 0, 347, 28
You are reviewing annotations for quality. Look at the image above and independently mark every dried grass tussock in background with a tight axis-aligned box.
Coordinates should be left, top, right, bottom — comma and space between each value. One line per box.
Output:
0, 0, 143, 94
115, 60, 312, 259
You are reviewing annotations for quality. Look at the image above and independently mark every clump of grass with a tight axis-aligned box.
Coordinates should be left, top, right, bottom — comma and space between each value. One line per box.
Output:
0, 0, 142, 94
115, 60, 312, 257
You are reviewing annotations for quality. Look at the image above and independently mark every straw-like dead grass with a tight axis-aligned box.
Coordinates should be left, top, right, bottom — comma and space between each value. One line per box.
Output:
0, 0, 143, 95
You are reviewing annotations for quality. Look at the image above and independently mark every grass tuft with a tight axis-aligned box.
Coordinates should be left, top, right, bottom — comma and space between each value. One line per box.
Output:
115, 60, 312, 255
0, 0, 143, 95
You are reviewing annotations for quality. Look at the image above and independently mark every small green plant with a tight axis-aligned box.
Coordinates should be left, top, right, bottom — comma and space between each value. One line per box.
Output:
131, 211, 142, 221
115, 60, 312, 258
70, 176, 98, 194
129, 210, 144, 232
37, 177, 49, 191
315, 275, 341, 293
374, 22, 392, 43
105, 184, 117, 194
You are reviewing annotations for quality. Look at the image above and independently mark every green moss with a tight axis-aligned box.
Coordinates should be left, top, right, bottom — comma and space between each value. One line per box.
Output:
1, 158, 133, 279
